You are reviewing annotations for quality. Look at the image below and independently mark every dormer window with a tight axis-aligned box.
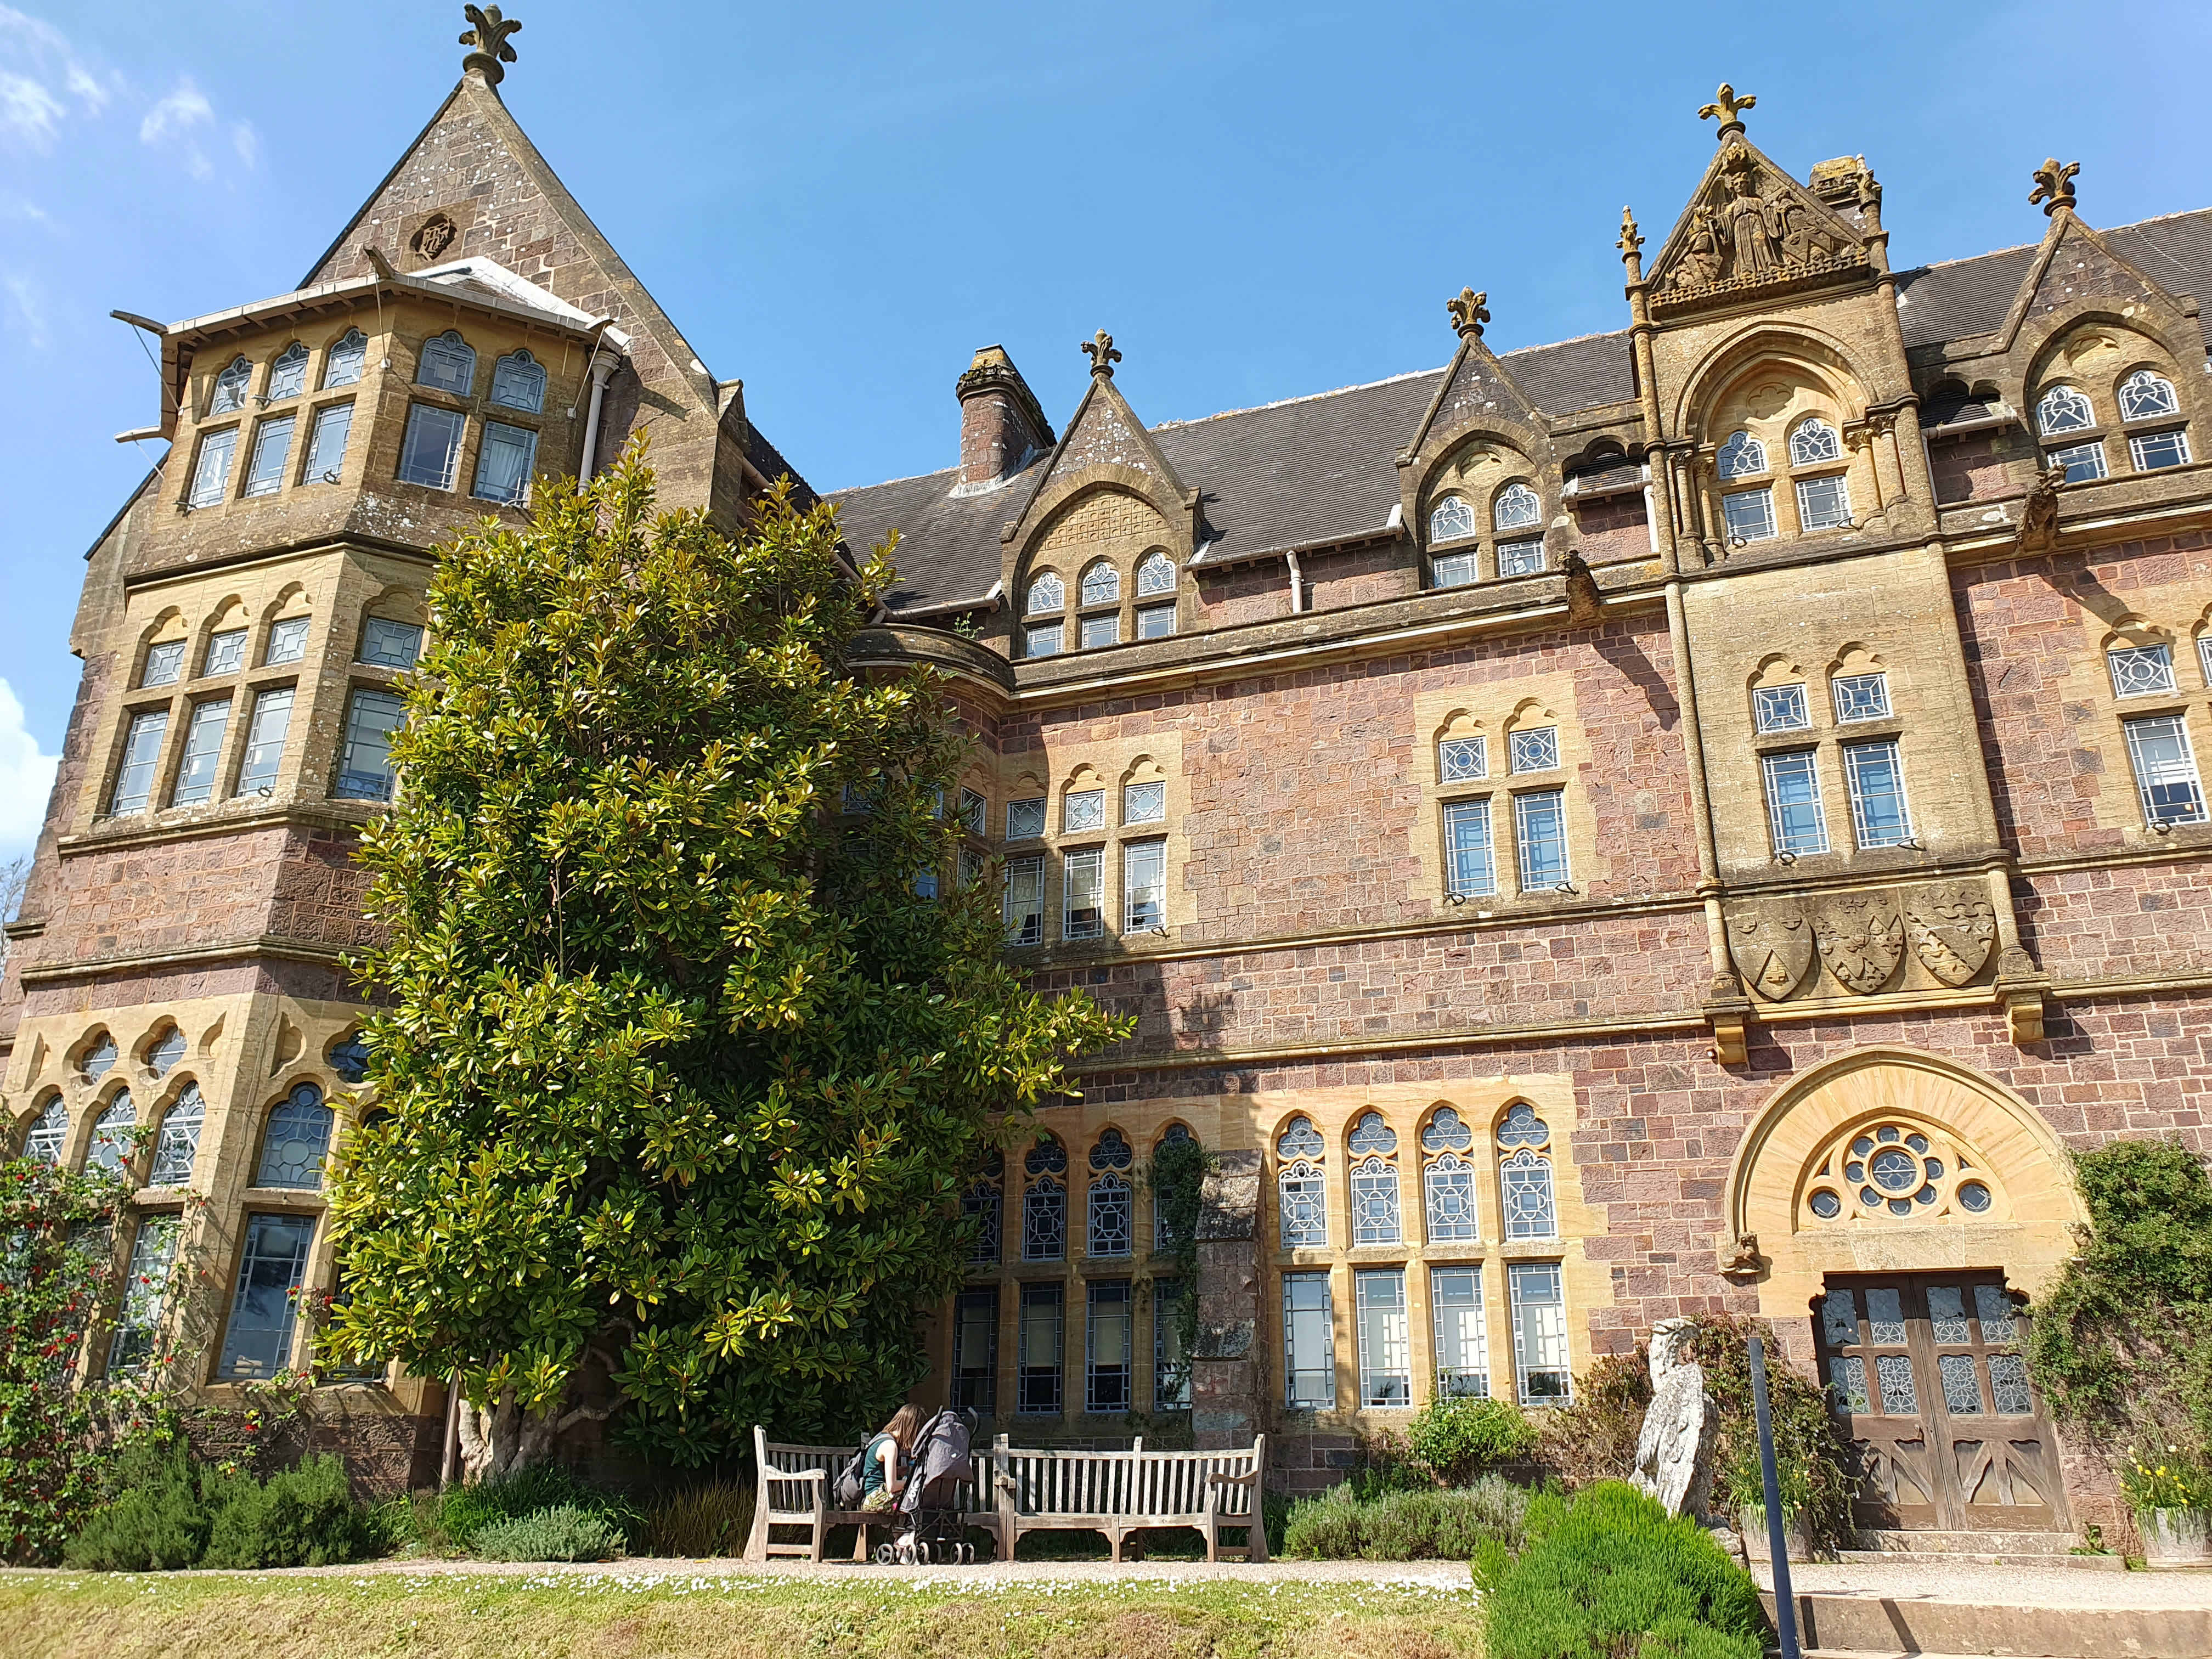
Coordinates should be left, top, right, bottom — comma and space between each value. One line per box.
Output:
416, 330, 476, 396
1717, 431, 1767, 479
1429, 495, 1476, 542
490, 349, 546, 414
1024, 572, 1065, 657
1079, 561, 1119, 607
323, 329, 367, 390
1788, 418, 1841, 465
2118, 370, 2180, 422
1492, 483, 1541, 532
2036, 385, 2094, 436
1026, 572, 1064, 614
1135, 550, 1176, 595
266, 343, 309, 402
208, 357, 252, 416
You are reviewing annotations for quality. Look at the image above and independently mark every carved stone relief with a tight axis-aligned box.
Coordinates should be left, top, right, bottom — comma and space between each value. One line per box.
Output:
411, 213, 458, 262
1903, 883, 1997, 987
1813, 893, 1904, 995
1657, 141, 1861, 303
1726, 900, 1812, 1001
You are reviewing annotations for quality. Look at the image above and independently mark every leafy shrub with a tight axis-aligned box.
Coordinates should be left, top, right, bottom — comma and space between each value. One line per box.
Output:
1404, 1395, 1539, 1485
1677, 1314, 1855, 1550
1540, 1352, 1652, 1489
1283, 1477, 1530, 1561
472, 1504, 627, 1562
436, 1462, 641, 1554
60, 1442, 207, 1571
1479, 1481, 1764, 1659
642, 1479, 754, 1557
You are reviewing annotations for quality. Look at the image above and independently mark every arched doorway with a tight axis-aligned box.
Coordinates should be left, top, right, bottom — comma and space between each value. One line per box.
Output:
1726, 1048, 2086, 1534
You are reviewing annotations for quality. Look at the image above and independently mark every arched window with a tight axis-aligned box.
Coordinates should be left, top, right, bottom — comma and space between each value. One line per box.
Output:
146, 1025, 187, 1078
22, 1096, 66, 1165
1136, 551, 1176, 595
209, 357, 252, 416
328, 1032, 371, 1085
490, 349, 548, 414
1022, 1136, 1068, 1261
255, 1082, 334, 1189
415, 330, 477, 396
1429, 495, 1476, 542
81, 1034, 119, 1081
1025, 572, 1064, 614
1493, 483, 1541, 532
964, 1148, 1003, 1264
150, 1082, 204, 1187
323, 329, 367, 390
1277, 1116, 1327, 1248
2119, 369, 2180, 422
2036, 385, 2095, 436
1788, 418, 1841, 465
1421, 1107, 1480, 1242
266, 343, 309, 402
89, 1091, 136, 1176
1088, 1130, 1133, 1258
1079, 560, 1120, 607
1497, 1103, 1556, 1240
1716, 431, 1767, 479
1347, 1111, 1401, 1245
1154, 1122, 1195, 1248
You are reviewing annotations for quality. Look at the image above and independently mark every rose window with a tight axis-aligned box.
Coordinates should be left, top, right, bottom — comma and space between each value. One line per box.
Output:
1799, 1118, 1999, 1226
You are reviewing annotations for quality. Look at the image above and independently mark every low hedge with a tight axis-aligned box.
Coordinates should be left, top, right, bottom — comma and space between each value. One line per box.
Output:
63, 1442, 383, 1571
1283, 1477, 1529, 1560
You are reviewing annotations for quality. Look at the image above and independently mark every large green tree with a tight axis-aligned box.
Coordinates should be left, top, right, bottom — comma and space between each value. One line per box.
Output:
324, 446, 1123, 1474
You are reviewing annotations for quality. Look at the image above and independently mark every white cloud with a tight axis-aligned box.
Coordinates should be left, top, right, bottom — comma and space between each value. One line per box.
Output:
0, 679, 59, 859
0, 66, 60, 146
139, 75, 211, 144
230, 119, 256, 166
0, 7, 104, 147
3, 271, 44, 347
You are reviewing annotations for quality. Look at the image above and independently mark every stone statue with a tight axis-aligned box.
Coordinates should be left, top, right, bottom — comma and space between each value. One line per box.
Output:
1633, 1317, 1718, 1520
2018, 463, 2067, 551
1718, 153, 1780, 279
1675, 207, 1725, 289
1767, 194, 1818, 269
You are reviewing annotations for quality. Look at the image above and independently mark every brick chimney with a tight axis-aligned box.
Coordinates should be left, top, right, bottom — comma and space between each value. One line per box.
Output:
955, 346, 1054, 491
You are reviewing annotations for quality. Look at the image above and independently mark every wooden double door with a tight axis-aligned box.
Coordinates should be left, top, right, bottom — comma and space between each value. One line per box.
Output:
1811, 1272, 2066, 1532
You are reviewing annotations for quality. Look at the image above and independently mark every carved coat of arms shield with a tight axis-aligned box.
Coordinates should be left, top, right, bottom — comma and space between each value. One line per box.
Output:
1814, 894, 1905, 995
1903, 883, 1997, 987
1725, 900, 1812, 1001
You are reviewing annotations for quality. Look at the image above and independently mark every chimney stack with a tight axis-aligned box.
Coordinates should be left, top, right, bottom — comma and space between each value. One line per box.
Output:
955, 346, 1054, 491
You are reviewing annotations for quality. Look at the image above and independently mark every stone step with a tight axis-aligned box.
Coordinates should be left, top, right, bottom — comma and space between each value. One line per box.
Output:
1768, 1592, 2212, 1659
1836, 1547, 2125, 1571
1848, 1527, 2078, 1556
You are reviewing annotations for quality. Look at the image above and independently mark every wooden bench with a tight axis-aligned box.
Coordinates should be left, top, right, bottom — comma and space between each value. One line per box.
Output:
742, 1426, 1001, 1563
986, 1433, 1269, 1563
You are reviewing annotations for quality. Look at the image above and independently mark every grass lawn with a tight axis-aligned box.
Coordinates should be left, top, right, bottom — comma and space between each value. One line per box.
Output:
0, 1568, 1484, 1659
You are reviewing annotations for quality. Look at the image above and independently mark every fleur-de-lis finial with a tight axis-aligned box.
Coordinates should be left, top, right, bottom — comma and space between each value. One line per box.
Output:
2030, 157, 2080, 217
460, 4, 522, 87
1081, 330, 1121, 377
1446, 287, 1489, 338
1698, 82, 1755, 139
1616, 207, 1644, 257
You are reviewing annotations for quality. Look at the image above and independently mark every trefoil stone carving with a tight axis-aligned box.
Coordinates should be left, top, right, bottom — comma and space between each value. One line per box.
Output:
1725, 899, 1812, 1002
1903, 883, 1997, 988
1814, 894, 1904, 995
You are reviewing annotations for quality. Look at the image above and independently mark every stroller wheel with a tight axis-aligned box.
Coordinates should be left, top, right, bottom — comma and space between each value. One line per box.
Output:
874, 1542, 896, 1565
920, 1540, 936, 1564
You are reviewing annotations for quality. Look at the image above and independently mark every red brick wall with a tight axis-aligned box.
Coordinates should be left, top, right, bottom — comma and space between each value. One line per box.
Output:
1193, 564, 1290, 628
1301, 543, 1416, 612
1572, 493, 1651, 565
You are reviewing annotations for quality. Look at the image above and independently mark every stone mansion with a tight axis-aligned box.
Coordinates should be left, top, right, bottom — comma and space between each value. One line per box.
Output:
6, 26, 2210, 1540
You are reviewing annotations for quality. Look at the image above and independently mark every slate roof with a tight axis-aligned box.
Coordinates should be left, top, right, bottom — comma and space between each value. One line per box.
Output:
833, 208, 2212, 614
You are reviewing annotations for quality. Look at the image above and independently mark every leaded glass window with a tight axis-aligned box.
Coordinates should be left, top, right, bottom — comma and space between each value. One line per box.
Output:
1843, 739, 1912, 848
1347, 1111, 1396, 1158
359, 617, 425, 669
397, 403, 465, 489
1508, 1260, 1570, 1403
1024, 620, 1063, 658
2131, 428, 2192, 470
1432, 548, 1481, 588
490, 349, 547, 414
1497, 539, 1545, 576
1429, 495, 1476, 542
1716, 430, 1767, 478
170, 698, 230, 806
1136, 602, 1176, 638
1086, 1279, 1132, 1413
1006, 797, 1046, 840
323, 329, 366, 389
1155, 1124, 1195, 1249
89, 1092, 136, 1176
1795, 473, 1851, 532
1080, 560, 1120, 606
1443, 798, 1494, 898
240, 413, 296, 502
964, 1169, 1003, 1264
1514, 789, 1570, 889
82, 1035, 119, 1081
2124, 714, 2207, 825
1154, 1278, 1189, 1408
1497, 1105, 1555, 1240
1762, 750, 1828, 856
2036, 385, 2094, 435
1018, 1283, 1063, 1413
1063, 788, 1105, 833
267, 342, 309, 402
1432, 1266, 1488, 1397
1088, 1131, 1134, 1257
264, 616, 311, 665
2047, 439, 2106, 482
23, 1097, 66, 1164
209, 356, 252, 416
1081, 609, 1118, 648
335, 689, 406, 802
142, 639, 185, 688
959, 787, 988, 835
328, 1032, 371, 1085
1283, 1272, 1334, 1409
109, 1214, 180, 1373
1355, 1268, 1410, 1406
2118, 369, 2180, 422
1350, 1157, 1402, 1245
1023, 1137, 1068, 1262
1277, 1116, 1327, 1248
1003, 854, 1045, 944
1509, 726, 1559, 774
1721, 487, 1775, 542
146, 1026, 186, 1078
1438, 735, 1486, 783
1788, 418, 1841, 465
233, 687, 293, 797
1753, 684, 1809, 732
415, 330, 476, 395
1062, 846, 1104, 940
951, 1286, 997, 1412
472, 420, 539, 505
1493, 483, 1541, 531
1125, 838, 1166, 932
150, 1083, 204, 1187
204, 627, 247, 676
255, 1082, 333, 1189
188, 428, 238, 506
1136, 550, 1176, 594
1832, 672, 1891, 723
218, 1211, 316, 1379
1124, 780, 1166, 823
1025, 572, 1064, 614
1423, 1107, 1480, 1243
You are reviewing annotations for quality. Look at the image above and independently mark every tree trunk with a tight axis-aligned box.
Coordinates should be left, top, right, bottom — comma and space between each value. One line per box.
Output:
456, 1392, 563, 1483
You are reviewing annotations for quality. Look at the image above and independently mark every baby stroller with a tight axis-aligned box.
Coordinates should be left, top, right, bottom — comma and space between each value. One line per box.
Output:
876, 1407, 983, 1564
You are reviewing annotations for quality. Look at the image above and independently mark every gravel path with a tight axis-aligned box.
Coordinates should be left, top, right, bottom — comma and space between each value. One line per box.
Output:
1754, 1558, 2212, 1609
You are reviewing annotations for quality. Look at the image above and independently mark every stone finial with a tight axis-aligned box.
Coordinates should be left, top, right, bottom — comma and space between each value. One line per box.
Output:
460, 4, 522, 86
1446, 287, 1489, 339
1616, 207, 1644, 258
1081, 330, 1121, 378
2030, 157, 2080, 217
1698, 82, 1755, 139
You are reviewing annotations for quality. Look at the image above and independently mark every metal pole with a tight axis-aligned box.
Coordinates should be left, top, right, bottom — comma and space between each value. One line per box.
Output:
1748, 1335, 1803, 1659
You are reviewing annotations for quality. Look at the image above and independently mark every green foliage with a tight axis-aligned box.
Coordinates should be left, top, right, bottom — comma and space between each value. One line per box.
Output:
1677, 1314, 1855, 1550
324, 444, 1127, 1462
433, 1462, 642, 1553
1539, 1351, 1652, 1488
63, 1448, 381, 1571
1404, 1393, 1540, 1485
1282, 1477, 1530, 1561
1147, 1133, 1210, 1397
2028, 1139, 2212, 1470
642, 1479, 755, 1557
473, 1504, 628, 1562
2120, 1447, 2211, 1513
1479, 1482, 1765, 1659
1, 1152, 178, 1564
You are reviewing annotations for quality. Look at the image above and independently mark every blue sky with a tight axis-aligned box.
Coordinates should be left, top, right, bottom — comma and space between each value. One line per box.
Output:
3, 0, 2210, 856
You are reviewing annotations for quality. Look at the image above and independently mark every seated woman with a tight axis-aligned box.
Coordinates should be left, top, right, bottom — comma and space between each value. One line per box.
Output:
860, 1403, 922, 1512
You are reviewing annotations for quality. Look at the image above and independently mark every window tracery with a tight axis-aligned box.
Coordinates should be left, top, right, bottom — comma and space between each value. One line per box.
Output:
1023, 1135, 1068, 1261
1788, 417, 1841, 465
1492, 483, 1541, 531
1421, 1107, 1480, 1242
1155, 1123, 1194, 1248
1347, 1111, 1401, 1245
323, 329, 367, 390
1429, 495, 1476, 542
1079, 560, 1120, 607
1025, 572, 1064, 614
2118, 369, 2179, 422
1799, 1118, 1996, 1223
1277, 1116, 1327, 1248
22, 1096, 66, 1165
1136, 550, 1176, 595
416, 330, 476, 396
1716, 431, 1767, 479
266, 343, 309, 402
145, 1026, 186, 1078
255, 1082, 334, 1190
150, 1082, 204, 1187
964, 1148, 1003, 1263
210, 357, 252, 416
1497, 1103, 1556, 1240
1087, 1130, 1134, 1257
2036, 385, 2094, 436
490, 349, 547, 414
89, 1091, 136, 1176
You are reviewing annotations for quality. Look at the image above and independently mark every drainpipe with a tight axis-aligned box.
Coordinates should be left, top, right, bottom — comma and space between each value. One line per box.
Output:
1284, 549, 1305, 614
579, 346, 622, 482
440, 1372, 462, 1487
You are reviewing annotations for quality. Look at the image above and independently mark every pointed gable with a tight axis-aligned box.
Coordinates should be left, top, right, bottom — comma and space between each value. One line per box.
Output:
1646, 134, 1871, 317
1990, 210, 2192, 352
1401, 323, 1548, 470
1003, 351, 1197, 561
